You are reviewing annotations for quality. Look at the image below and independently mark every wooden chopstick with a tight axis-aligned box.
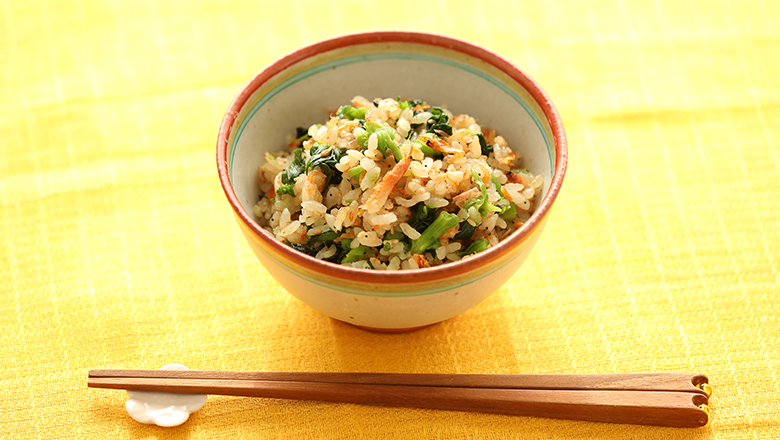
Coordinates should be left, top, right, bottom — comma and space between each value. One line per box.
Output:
89, 370, 709, 395
88, 370, 710, 427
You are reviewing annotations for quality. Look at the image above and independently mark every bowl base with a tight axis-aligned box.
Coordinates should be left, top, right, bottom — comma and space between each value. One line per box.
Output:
344, 321, 437, 333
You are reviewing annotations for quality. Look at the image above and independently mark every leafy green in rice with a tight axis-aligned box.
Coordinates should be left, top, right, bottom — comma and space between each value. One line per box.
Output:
409, 211, 459, 255
465, 171, 501, 217
477, 132, 493, 156
336, 105, 367, 121
490, 175, 517, 221
459, 238, 490, 256
426, 107, 453, 136
357, 122, 403, 161
453, 221, 476, 241
408, 202, 438, 233
341, 244, 373, 265
288, 242, 318, 257
306, 143, 344, 186
415, 140, 443, 159
310, 230, 339, 243
276, 147, 305, 196
384, 230, 406, 241
398, 98, 426, 110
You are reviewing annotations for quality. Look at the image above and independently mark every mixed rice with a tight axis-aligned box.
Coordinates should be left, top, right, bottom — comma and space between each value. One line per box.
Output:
252, 96, 543, 270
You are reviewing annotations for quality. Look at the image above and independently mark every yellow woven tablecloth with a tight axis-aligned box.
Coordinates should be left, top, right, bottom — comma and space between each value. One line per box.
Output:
1, 1, 778, 438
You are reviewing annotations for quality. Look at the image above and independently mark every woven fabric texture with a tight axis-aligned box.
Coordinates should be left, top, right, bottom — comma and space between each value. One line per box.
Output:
1, 0, 778, 438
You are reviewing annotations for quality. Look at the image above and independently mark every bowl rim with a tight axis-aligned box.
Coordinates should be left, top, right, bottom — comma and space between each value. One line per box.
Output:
217, 30, 567, 285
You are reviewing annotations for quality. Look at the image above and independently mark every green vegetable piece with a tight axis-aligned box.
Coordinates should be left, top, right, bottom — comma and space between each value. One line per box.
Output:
464, 171, 487, 212
453, 221, 476, 241
482, 202, 501, 217
276, 184, 295, 196
408, 202, 438, 233
341, 245, 372, 265
490, 175, 502, 193
399, 98, 426, 111
416, 141, 443, 158
458, 238, 489, 256
288, 242, 317, 257
490, 175, 517, 221
347, 166, 364, 177
356, 122, 403, 161
295, 127, 310, 139
376, 128, 403, 161
409, 211, 459, 255
281, 148, 305, 186
310, 231, 339, 243
499, 201, 517, 221
465, 171, 501, 217
356, 127, 371, 150
305, 143, 335, 171
384, 230, 405, 241
477, 133, 493, 156
306, 143, 344, 186
426, 107, 453, 136
289, 127, 312, 146
336, 105, 367, 120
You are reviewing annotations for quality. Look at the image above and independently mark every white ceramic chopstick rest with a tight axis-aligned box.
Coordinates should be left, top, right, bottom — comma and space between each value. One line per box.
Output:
125, 363, 207, 427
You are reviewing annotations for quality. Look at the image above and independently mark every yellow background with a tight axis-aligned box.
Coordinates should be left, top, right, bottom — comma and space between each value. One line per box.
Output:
1, 0, 778, 438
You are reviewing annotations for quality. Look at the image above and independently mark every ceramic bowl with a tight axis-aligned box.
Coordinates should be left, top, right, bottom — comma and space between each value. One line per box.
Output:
217, 31, 567, 331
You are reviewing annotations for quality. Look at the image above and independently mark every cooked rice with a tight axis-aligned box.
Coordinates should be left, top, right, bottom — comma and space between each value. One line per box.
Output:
252, 96, 543, 269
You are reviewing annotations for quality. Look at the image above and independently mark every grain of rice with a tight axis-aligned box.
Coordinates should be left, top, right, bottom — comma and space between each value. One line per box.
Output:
360, 167, 380, 190
482, 212, 498, 232
435, 246, 448, 260
410, 164, 429, 179
412, 112, 432, 124
360, 157, 376, 171
357, 230, 383, 247
324, 187, 340, 208
368, 212, 397, 228
467, 206, 482, 224
301, 200, 327, 214
367, 133, 379, 151
316, 244, 337, 260
387, 256, 401, 270
280, 220, 301, 238
324, 213, 337, 231
518, 197, 531, 211
425, 197, 449, 209
405, 257, 419, 270
399, 222, 422, 240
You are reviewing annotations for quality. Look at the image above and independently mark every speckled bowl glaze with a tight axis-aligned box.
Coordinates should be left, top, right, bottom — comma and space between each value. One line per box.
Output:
217, 31, 567, 331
